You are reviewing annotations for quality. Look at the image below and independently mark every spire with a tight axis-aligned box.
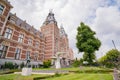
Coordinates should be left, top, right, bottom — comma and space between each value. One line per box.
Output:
43, 9, 57, 25
60, 24, 67, 37
49, 9, 53, 13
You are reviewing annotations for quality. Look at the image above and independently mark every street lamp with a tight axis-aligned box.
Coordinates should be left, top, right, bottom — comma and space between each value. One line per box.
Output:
112, 40, 117, 50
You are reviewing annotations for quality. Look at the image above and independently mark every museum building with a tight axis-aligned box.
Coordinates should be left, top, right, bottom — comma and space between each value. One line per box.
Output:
0, 0, 74, 67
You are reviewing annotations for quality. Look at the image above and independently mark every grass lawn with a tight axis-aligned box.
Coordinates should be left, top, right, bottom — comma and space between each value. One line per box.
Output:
0, 74, 49, 80
33, 66, 113, 73
0, 67, 113, 80
0, 73, 113, 80
47, 73, 113, 80
34, 66, 110, 71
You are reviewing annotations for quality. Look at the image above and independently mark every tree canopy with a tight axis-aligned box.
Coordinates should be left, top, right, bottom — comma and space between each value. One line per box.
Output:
99, 49, 120, 68
76, 22, 101, 64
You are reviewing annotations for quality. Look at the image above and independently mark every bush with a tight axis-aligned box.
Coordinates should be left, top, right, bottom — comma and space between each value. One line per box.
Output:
4, 62, 14, 69
72, 60, 80, 67
14, 63, 19, 69
20, 62, 25, 68
91, 61, 100, 67
72, 59, 83, 67
43, 60, 51, 68
38, 64, 43, 68
32, 65, 37, 68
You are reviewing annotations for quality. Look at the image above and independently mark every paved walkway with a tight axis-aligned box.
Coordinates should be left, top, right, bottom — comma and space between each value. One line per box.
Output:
14, 70, 69, 75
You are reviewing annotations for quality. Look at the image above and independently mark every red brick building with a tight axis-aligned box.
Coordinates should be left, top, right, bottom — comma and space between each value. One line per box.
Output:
0, 0, 74, 67
41, 11, 74, 67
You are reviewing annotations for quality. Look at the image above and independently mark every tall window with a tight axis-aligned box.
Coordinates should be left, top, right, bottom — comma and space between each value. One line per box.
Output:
26, 51, 30, 60
18, 34, 24, 43
35, 41, 39, 48
0, 4, 4, 15
28, 38, 32, 45
4, 28, 13, 39
15, 48, 21, 59
0, 45, 8, 58
34, 53, 38, 61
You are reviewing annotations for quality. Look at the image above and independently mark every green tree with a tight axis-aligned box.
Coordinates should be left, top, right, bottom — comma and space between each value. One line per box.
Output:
76, 22, 101, 65
99, 49, 120, 68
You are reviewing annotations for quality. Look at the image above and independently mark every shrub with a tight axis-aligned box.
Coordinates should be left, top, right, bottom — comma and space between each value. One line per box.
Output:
4, 62, 14, 69
32, 65, 36, 68
38, 64, 43, 68
72, 59, 83, 67
43, 60, 51, 68
20, 62, 25, 68
14, 63, 19, 69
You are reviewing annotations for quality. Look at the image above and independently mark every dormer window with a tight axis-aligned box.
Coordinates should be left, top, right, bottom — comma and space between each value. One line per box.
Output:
0, 4, 4, 15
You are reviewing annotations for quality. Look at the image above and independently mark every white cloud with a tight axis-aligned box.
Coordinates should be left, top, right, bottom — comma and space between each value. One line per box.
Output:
93, 5, 120, 58
9, 0, 120, 59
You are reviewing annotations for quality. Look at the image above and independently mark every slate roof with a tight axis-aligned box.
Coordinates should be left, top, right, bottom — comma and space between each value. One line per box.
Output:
8, 13, 43, 39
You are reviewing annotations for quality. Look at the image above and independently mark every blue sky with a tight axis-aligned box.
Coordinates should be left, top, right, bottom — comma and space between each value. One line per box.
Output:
9, 0, 120, 59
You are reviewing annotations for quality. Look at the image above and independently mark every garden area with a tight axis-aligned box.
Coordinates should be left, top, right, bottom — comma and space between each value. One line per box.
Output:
0, 67, 114, 80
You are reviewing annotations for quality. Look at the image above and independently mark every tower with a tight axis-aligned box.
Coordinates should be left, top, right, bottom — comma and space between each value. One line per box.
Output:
41, 10, 59, 60
59, 25, 69, 58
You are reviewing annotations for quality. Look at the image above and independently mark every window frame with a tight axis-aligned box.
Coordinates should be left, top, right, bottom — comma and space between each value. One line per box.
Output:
28, 38, 32, 45
26, 51, 30, 60
34, 53, 38, 61
0, 45, 8, 58
0, 4, 4, 15
4, 28, 13, 39
15, 48, 21, 60
18, 34, 24, 43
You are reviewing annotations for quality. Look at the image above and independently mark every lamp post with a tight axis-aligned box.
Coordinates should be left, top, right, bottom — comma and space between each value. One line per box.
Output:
112, 40, 117, 50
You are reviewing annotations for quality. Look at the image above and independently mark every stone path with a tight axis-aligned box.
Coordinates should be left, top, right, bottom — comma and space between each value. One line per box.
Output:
14, 70, 69, 75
